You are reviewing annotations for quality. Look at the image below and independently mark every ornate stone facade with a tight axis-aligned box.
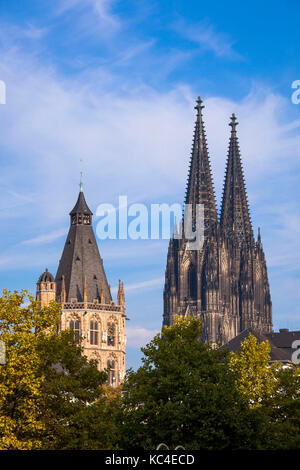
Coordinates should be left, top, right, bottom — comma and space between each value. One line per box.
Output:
36, 189, 126, 387
163, 97, 273, 345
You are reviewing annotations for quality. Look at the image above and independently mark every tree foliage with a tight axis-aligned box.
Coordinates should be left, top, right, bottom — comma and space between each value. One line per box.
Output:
0, 289, 60, 449
119, 316, 267, 450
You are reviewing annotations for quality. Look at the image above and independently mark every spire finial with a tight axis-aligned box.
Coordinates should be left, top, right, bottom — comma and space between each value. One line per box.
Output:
229, 113, 239, 133
117, 279, 122, 305
101, 277, 105, 304
194, 96, 204, 121
79, 158, 83, 192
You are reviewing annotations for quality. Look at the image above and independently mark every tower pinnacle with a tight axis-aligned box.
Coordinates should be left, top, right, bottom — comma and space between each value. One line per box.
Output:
229, 113, 238, 133
194, 96, 204, 120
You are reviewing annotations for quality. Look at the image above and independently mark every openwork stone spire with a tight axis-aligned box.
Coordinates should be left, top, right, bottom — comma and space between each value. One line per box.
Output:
184, 96, 218, 235
55, 189, 112, 304
220, 114, 254, 245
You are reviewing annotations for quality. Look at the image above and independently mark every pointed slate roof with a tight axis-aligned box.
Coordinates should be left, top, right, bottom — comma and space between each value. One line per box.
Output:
184, 97, 218, 236
220, 114, 254, 245
55, 189, 112, 304
265, 330, 300, 363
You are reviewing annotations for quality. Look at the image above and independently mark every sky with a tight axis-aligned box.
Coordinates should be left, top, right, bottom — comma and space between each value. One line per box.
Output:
0, 0, 299, 370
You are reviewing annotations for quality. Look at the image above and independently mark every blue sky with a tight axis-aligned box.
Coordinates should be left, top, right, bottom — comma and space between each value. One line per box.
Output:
0, 0, 299, 369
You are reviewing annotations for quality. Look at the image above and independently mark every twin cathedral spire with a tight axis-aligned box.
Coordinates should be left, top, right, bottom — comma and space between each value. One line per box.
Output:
164, 97, 272, 345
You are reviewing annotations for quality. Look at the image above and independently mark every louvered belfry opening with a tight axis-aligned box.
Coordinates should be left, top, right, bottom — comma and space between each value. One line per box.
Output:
55, 189, 111, 305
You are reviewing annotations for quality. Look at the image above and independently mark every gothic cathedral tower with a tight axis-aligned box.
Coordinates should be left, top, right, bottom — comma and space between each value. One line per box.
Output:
36, 186, 126, 387
163, 97, 272, 345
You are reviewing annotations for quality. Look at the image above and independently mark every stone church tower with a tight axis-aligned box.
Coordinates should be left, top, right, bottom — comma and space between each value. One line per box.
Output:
163, 97, 272, 345
36, 186, 126, 387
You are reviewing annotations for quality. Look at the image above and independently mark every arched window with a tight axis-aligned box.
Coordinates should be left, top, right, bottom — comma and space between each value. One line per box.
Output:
188, 264, 197, 299
70, 320, 81, 344
90, 320, 99, 345
107, 322, 116, 346
107, 360, 116, 387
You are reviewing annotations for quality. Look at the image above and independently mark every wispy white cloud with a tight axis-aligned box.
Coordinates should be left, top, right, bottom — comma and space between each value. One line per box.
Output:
0, 249, 60, 271
115, 39, 156, 66
0, 33, 300, 335
22, 24, 48, 40
102, 241, 168, 261
256, 202, 300, 272
57, 0, 121, 35
1, 48, 300, 278
0, 189, 34, 215
111, 276, 164, 294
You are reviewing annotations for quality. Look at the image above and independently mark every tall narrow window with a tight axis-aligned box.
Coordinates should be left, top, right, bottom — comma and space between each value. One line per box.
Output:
90, 320, 99, 345
107, 360, 116, 387
70, 320, 81, 344
107, 322, 116, 346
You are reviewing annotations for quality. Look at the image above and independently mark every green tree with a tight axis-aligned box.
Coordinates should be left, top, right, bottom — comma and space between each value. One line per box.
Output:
119, 316, 266, 450
37, 330, 121, 449
229, 332, 300, 449
264, 366, 300, 449
0, 289, 61, 449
